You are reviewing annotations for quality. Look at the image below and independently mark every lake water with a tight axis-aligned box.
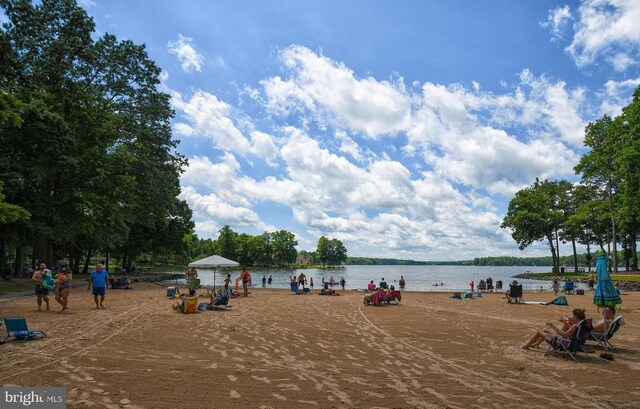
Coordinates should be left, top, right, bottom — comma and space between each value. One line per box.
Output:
167, 265, 562, 292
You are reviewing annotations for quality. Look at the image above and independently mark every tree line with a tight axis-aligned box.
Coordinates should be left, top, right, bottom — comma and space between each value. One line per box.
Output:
501, 87, 640, 274
0, 0, 193, 277
179, 226, 348, 268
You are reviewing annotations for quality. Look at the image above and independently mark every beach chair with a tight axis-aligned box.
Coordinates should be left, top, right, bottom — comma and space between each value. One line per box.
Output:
2, 317, 47, 343
176, 297, 198, 314
589, 316, 625, 350
506, 283, 524, 304
209, 290, 232, 310
563, 281, 575, 295
545, 319, 592, 361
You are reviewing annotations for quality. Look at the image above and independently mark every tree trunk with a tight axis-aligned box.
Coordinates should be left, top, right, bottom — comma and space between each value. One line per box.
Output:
13, 246, 24, 277
630, 232, 638, 271
586, 241, 592, 273
0, 238, 7, 281
82, 249, 92, 274
37, 236, 52, 267
547, 235, 558, 274
105, 250, 109, 272
572, 238, 578, 273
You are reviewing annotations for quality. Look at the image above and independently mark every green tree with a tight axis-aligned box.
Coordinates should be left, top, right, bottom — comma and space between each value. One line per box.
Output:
501, 179, 565, 274
271, 230, 297, 266
217, 225, 236, 260
315, 236, 330, 266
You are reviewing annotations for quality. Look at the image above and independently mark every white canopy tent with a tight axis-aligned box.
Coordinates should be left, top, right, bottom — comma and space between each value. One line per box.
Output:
188, 255, 239, 289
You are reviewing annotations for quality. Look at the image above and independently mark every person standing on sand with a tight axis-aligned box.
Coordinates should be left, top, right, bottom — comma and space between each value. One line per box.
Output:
224, 274, 232, 292
470, 281, 475, 293
54, 266, 73, 313
185, 267, 198, 291
240, 267, 251, 297
88, 264, 109, 309
309, 277, 313, 289
32, 263, 51, 311
262, 275, 267, 287
587, 271, 595, 291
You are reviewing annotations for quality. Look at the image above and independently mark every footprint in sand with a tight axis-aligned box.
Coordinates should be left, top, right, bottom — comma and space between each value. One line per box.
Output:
272, 393, 287, 401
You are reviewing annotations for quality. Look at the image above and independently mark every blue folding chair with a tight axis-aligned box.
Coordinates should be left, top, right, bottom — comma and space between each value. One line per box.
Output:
2, 316, 47, 343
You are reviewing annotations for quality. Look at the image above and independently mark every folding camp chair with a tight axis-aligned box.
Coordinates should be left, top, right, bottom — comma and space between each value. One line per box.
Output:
563, 281, 575, 295
545, 319, 592, 361
590, 316, 625, 350
2, 316, 47, 343
506, 284, 524, 304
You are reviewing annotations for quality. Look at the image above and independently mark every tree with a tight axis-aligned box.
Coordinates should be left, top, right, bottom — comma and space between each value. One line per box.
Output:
217, 225, 235, 261
271, 230, 297, 266
501, 179, 565, 274
328, 238, 348, 265
315, 236, 330, 266
575, 115, 623, 272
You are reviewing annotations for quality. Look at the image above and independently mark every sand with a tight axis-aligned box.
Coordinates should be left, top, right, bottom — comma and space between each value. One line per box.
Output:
1, 283, 639, 409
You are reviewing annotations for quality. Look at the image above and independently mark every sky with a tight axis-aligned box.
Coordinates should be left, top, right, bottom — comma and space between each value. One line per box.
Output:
26, 1, 640, 259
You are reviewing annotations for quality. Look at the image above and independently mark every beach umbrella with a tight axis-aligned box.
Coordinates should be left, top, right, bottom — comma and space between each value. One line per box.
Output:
188, 255, 239, 289
593, 252, 622, 360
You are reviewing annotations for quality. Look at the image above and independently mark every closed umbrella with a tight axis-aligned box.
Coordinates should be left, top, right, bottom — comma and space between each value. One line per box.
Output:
188, 255, 239, 290
593, 252, 622, 360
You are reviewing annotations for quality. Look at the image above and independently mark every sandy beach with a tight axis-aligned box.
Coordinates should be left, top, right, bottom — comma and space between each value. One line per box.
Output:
1, 283, 639, 409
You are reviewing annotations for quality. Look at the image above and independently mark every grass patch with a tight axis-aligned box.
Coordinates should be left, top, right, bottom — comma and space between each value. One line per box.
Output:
0, 278, 34, 296
518, 272, 640, 282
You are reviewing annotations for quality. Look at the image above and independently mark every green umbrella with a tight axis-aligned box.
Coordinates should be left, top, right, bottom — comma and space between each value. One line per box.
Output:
593, 251, 622, 360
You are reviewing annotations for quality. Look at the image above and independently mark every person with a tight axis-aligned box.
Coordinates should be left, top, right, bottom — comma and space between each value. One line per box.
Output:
470, 280, 475, 293
267, 275, 273, 285
87, 264, 109, 309
55, 266, 73, 313
298, 272, 306, 289
329, 276, 336, 286
551, 279, 559, 296
185, 267, 198, 290
224, 273, 232, 291
262, 275, 267, 287
592, 306, 616, 333
32, 263, 51, 311
486, 277, 493, 292
587, 271, 596, 291
309, 277, 313, 289
399, 276, 406, 289
379, 278, 388, 290
172, 289, 196, 312
367, 280, 376, 291
340, 276, 346, 290
240, 267, 251, 297
522, 308, 586, 350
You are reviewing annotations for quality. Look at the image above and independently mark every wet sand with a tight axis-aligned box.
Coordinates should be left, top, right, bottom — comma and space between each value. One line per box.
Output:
1, 283, 639, 408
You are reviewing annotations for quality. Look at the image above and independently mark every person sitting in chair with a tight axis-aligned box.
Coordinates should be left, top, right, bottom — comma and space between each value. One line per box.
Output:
522, 308, 586, 350
592, 306, 616, 333
173, 289, 197, 312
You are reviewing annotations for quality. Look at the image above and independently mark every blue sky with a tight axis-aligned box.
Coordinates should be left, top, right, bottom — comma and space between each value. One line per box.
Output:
64, 1, 640, 259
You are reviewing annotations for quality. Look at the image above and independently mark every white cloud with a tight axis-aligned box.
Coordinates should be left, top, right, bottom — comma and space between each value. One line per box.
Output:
168, 34, 204, 72
541, 5, 573, 41
565, 0, 640, 69
261, 45, 412, 138
172, 90, 252, 152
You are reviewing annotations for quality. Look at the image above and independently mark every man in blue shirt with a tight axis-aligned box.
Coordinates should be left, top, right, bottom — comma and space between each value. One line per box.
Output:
87, 264, 109, 309
379, 278, 388, 290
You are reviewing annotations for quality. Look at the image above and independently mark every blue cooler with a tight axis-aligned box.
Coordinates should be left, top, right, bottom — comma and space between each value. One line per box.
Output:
167, 286, 177, 298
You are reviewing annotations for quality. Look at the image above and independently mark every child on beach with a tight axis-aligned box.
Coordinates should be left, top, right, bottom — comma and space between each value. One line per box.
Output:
552, 279, 559, 296
224, 274, 231, 291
